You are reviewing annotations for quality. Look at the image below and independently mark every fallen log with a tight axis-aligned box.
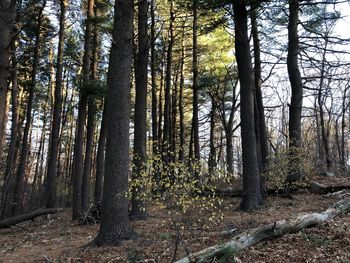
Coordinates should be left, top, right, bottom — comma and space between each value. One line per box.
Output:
203, 180, 350, 198
174, 197, 350, 263
309, 180, 350, 194
0, 208, 62, 229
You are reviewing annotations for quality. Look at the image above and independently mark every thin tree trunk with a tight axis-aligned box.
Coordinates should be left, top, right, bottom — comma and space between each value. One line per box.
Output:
286, 0, 304, 183
208, 96, 217, 174
94, 105, 106, 204
191, 0, 200, 164
72, 0, 94, 219
178, 34, 185, 162
45, 0, 67, 208
131, 0, 149, 219
162, 0, 174, 163
151, 0, 158, 156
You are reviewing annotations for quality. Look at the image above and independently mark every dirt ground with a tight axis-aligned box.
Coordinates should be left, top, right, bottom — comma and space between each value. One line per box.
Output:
1, 183, 350, 262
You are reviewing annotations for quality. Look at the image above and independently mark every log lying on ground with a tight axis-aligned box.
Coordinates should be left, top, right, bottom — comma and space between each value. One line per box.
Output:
0, 208, 62, 229
309, 180, 350, 194
204, 179, 350, 198
174, 197, 350, 263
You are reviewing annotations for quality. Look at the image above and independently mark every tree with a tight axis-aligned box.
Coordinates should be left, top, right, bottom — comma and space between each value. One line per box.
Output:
45, 0, 67, 209
0, 0, 16, 162
190, 0, 200, 164
286, 0, 304, 184
72, 0, 94, 219
92, 0, 134, 246
232, 0, 264, 210
131, 0, 149, 220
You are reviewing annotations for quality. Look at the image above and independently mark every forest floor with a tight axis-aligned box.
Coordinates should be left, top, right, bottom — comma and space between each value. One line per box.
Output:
1, 177, 350, 263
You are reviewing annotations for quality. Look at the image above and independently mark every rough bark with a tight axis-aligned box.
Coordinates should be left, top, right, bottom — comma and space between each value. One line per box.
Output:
174, 197, 350, 263
233, 0, 264, 210
45, 0, 67, 209
92, 0, 134, 246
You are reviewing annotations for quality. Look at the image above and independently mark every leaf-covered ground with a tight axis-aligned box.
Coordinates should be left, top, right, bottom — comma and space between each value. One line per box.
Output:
1, 184, 350, 262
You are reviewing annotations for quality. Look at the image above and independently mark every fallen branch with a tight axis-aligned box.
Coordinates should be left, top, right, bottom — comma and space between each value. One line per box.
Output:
174, 197, 350, 263
0, 208, 62, 229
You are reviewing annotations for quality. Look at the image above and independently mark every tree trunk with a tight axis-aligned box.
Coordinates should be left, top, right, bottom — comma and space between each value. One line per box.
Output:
45, 0, 67, 209
191, 0, 200, 164
151, 0, 158, 156
0, 0, 16, 162
226, 130, 234, 175
92, 0, 134, 246
286, 0, 304, 183
94, 105, 106, 205
208, 96, 217, 174
251, 4, 268, 171
233, 0, 264, 211
130, 0, 149, 220
162, 0, 174, 163
72, 0, 94, 219
178, 34, 185, 162
0, 40, 18, 219
81, 98, 96, 212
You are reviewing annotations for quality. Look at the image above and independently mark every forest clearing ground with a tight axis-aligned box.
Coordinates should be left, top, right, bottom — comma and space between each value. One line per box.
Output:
1, 180, 350, 262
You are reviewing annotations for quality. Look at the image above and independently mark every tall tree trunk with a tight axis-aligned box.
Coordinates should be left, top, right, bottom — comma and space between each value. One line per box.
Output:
0, 0, 16, 162
286, 0, 304, 183
232, 0, 264, 211
12, 0, 46, 215
162, 0, 174, 163
131, 0, 149, 219
251, 5, 268, 171
151, 0, 158, 156
317, 38, 331, 170
92, 0, 134, 246
72, 0, 94, 219
191, 0, 200, 164
0, 40, 18, 218
178, 34, 185, 162
45, 0, 67, 208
